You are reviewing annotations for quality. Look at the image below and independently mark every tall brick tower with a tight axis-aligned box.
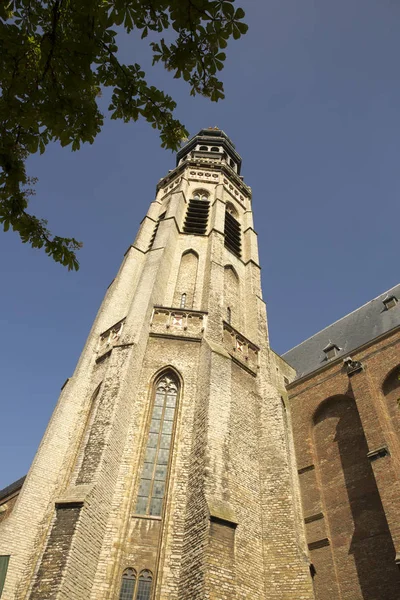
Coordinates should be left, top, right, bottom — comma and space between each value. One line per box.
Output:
0, 129, 314, 599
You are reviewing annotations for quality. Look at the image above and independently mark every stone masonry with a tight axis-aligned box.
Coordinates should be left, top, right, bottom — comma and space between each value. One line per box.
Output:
0, 129, 314, 599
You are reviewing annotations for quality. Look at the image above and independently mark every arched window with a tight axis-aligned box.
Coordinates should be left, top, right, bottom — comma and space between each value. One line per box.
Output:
199, 145, 208, 151
180, 293, 186, 309
135, 373, 179, 516
118, 569, 153, 600
192, 191, 209, 201
184, 192, 210, 235
210, 146, 219, 152
136, 571, 153, 600
224, 205, 241, 257
226, 202, 238, 217
119, 568, 136, 600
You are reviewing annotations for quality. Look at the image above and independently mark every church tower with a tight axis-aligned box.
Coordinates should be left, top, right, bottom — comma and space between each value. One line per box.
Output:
0, 129, 314, 599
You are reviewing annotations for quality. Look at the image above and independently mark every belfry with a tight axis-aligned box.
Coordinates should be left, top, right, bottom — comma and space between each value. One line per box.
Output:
0, 130, 314, 599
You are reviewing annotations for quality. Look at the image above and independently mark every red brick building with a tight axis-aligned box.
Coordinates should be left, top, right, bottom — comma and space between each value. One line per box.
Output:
284, 285, 400, 600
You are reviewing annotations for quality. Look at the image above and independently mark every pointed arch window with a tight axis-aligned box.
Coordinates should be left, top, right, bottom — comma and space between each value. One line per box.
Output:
119, 568, 136, 600
136, 571, 153, 600
118, 569, 153, 600
180, 293, 187, 308
135, 373, 179, 517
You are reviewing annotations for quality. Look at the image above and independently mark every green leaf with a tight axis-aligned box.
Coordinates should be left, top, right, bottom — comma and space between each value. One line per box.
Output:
235, 7, 245, 19
0, 0, 247, 268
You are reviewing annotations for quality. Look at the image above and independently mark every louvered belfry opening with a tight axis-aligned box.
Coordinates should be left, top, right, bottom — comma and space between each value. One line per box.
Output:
224, 211, 241, 257
183, 198, 210, 235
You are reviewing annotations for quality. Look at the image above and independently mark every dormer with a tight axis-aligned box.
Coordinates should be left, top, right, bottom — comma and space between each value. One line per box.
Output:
382, 294, 398, 310
323, 341, 342, 361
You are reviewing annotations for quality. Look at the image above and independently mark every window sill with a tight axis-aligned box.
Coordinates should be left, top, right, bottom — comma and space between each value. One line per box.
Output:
131, 514, 162, 521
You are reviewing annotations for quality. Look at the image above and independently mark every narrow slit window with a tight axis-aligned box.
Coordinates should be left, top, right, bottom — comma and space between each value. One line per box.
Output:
180, 293, 186, 309
135, 374, 179, 517
227, 307, 231, 324
148, 212, 166, 250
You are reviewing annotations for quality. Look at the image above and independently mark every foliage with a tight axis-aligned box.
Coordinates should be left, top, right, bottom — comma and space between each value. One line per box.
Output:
0, 0, 247, 269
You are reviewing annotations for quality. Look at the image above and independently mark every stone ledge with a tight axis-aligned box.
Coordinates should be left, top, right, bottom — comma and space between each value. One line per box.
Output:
367, 446, 390, 462
207, 500, 238, 529
149, 332, 202, 343
304, 512, 324, 524
308, 538, 330, 551
298, 464, 315, 475
55, 484, 93, 507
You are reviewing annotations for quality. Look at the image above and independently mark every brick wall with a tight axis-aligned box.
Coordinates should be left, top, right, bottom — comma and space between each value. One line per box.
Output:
288, 327, 400, 600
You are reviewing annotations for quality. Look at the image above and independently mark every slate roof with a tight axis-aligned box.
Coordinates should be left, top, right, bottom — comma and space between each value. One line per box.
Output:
283, 284, 400, 380
0, 476, 26, 503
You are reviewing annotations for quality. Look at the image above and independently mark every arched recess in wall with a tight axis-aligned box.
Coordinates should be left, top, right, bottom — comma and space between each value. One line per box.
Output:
224, 265, 240, 328
134, 368, 181, 517
75, 382, 109, 485
311, 395, 400, 600
382, 365, 400, 437
173, 250, 199, 309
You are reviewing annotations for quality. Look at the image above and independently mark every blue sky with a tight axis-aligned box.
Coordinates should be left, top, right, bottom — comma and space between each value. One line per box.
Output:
1, 0, 400, 488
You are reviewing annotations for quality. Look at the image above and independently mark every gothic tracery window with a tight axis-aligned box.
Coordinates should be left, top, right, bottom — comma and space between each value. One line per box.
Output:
119, 569, 153, 600
135, 374, 179, 517
119, 568, 136, 600
136, 571, 153, 600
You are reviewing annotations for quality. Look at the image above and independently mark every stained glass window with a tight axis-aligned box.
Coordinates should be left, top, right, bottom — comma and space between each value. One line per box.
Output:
119, 568, 136, 600
135, 374, 179, 516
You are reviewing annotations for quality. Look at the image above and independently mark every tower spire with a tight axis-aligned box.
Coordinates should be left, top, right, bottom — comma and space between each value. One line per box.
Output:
0, 132, 314, 600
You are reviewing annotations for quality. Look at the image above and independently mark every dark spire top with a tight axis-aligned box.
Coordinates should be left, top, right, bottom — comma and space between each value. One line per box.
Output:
176, 128, 242, 175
